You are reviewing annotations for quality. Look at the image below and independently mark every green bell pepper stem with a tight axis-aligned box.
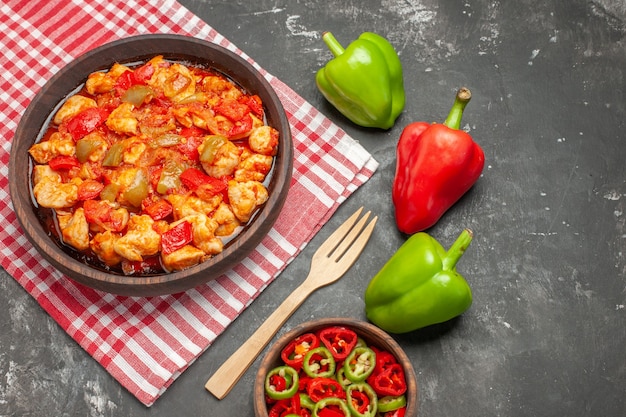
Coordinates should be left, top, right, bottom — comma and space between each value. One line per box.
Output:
442, 229, 473, 271
443, 87, 472, 130
322, 32, 345, 57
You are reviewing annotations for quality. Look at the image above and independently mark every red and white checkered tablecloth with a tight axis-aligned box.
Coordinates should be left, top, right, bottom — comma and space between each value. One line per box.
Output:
0, 0, 378, 406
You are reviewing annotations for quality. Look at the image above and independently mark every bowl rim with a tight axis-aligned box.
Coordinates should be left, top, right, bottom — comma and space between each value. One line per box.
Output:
8, 33, 293, 296
254, 317, 419, 417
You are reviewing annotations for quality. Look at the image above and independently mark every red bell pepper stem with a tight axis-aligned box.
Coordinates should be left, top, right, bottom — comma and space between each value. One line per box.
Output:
443, 87, 472, 130
322, 32, 345, 57
442, 229, 473, 271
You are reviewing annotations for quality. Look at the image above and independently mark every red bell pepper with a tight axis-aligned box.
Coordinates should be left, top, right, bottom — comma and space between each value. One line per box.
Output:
318, 326, 358, 361
66, 107, 109, 141
392, 87, 485, 234
48, 155, 80, 171
180, 167, 227, 195
161, 221, 193, 254
143, 199, 173, 221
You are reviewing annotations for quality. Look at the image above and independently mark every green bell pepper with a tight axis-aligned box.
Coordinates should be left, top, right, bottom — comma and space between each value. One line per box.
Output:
316, 31, 405, 129
364, 229, 474, 333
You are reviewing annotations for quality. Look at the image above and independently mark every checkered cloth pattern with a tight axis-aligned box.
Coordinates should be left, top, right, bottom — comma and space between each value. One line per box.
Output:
0, 0, 377, 406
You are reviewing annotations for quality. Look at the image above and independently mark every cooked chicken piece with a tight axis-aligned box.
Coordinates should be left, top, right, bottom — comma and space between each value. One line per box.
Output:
53, 95, 97, 125
228, 180, 269, 223
167, 194, 222, 220
33, 176, 80, 209
106, 102, 138, 135
57, 208, 90, 251
161, 245, 206, 272
212, 202, 240, 237
248, 125, 279, 156
90, 230, 123, 266
32, 165, 60, 185
198, 137, 242, 177
28, 132, 75, 164
234, 152, 273, 182
85, 63, 131, 95
122, 137, 147, 165
183, 214, 224, 255
113, 214, 160, 262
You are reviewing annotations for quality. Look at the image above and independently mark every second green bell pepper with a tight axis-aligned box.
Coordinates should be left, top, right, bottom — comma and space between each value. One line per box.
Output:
316, 31, 405, 129
364, 229, 474, 333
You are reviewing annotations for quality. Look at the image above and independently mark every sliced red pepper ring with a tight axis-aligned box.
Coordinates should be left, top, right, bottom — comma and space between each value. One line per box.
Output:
344, 346, 376, 383
377, 395, 407, 413
307, 377, 345, 402
318, 326, 358, 361
346, 383, 378, 417
312, 397, 350, 417
265, 365, 300, 400
302, 346, 336, 378
372, 363, 407, 397
280, 332, 320, 371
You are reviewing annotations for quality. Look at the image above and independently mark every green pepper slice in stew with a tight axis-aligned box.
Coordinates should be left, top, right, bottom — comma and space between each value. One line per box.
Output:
102, 142, 125, 167
75, 138, 105, 163
344, 346, 376, 383
156, 159, 185, 194
264, 365, 299, 400
123, 169, 149, 207
302, 346, 336, 378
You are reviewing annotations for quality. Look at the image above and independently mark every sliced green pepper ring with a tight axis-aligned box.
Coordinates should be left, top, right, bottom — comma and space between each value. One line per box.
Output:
346, 383, 378, 417
264, 365, 299, 400
377, 394, 407, 413
299, 393, 316, 413
303, 346, 336, 378
335, 364, 352, 389
344, 346, 376, 382
313, 397, 350, 417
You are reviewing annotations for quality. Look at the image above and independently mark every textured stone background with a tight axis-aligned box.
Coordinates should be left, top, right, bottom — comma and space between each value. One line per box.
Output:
1, 1, 624, 416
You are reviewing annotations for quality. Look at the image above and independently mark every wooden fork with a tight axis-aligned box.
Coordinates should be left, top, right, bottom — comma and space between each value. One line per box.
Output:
205, 207, 377, 399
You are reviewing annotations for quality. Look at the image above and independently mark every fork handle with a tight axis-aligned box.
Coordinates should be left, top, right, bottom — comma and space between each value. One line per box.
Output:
205, 280, 315, 399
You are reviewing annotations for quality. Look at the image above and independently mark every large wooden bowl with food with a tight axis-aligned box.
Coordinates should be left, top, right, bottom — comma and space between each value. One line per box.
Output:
9, 34, 293, 296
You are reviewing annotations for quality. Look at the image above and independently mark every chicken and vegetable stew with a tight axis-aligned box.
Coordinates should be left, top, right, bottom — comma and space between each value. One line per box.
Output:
29, 56, 279, 275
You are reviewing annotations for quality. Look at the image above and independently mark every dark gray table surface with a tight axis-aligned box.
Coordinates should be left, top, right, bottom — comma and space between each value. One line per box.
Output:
2, 0, 625, 416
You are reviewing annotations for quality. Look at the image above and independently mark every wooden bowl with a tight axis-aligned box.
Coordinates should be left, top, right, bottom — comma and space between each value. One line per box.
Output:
254, 317, 419, 417
8, 34, 293, 296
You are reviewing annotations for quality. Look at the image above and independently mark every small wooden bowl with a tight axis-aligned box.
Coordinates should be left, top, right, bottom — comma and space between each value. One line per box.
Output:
254, 317, 419, 417
8, 34, 293, 296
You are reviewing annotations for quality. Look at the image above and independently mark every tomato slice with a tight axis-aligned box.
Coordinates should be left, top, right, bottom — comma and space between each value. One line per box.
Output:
77, 179, 105, 200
